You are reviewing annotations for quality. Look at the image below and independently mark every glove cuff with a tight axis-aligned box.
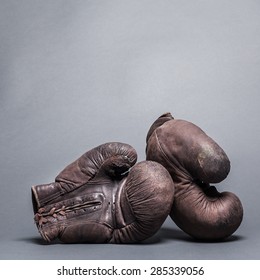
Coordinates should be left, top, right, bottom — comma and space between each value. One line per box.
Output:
146, 112, 174, 143
31, 182, 65, 213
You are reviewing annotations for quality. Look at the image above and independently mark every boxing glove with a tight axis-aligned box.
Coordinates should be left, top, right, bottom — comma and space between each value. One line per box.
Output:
32, 142, 174, 243
146, 113, 243, 241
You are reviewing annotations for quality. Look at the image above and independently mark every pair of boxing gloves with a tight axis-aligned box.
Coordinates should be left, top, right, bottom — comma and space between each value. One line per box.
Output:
32, 112, 243, 243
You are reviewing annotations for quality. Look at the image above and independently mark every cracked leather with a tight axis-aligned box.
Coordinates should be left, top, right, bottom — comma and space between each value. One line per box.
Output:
32, 142, 175, 243
146, 112, 243, 240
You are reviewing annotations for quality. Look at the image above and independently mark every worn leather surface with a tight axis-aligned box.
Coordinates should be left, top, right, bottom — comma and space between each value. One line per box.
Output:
32, 142, 175, 243
146, 113, 243, 240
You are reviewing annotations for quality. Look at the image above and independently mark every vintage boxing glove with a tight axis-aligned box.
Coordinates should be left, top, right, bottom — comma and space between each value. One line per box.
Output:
146, 113, 243, 241
32, 142, 174, 243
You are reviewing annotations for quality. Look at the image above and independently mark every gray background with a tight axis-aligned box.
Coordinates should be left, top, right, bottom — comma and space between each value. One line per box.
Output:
0, 0, 259, 259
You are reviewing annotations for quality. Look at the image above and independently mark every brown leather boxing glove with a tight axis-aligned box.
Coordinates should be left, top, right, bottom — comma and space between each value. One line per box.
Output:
32, 142, 174, 243
146, 113, 243, 241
